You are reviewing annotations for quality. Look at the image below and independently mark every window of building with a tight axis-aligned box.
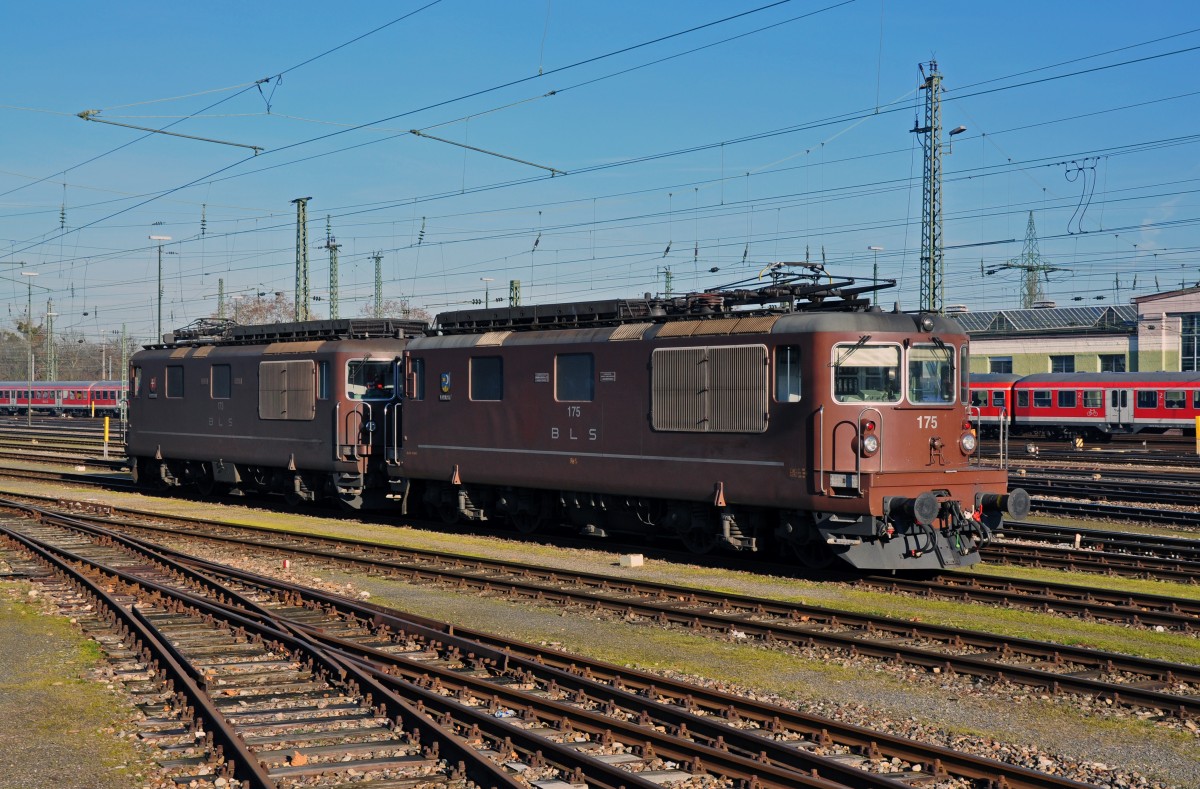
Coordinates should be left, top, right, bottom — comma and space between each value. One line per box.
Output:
775, 345, 801, 402
555, 353, 595, 402
1136, 390, 1159, 409
211, 364, 231, 399
1183, 315, 1200, 372
1050, 355, 1075, 373
1058, 390, 1076, 408
1099, 354, 1126, 373
989, 356, 1013, 374
1083, 390, 1102, 409
470, 356, 504, 401
1017, 390, 1029, 408
165, 365, 184, 398
1165, 390, 1186, 409
1033, 390, 1051, 408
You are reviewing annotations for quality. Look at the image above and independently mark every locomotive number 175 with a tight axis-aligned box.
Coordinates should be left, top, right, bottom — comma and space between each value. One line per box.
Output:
916, 415, 938, 429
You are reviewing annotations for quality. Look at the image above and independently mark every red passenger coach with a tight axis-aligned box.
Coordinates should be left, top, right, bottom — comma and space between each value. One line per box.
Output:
970, 372, 1200, 438
0, 380, 125, 417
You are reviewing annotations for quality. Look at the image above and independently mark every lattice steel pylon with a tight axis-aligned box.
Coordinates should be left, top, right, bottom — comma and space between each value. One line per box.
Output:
913, 61, 944, 314
324, 215, 340, 320
371, 252, 383, 318
291, 196, 312, 321
985, 212, 1066, 308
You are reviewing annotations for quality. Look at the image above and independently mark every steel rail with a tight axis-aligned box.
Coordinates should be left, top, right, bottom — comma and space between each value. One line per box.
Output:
21, 498, 1199, 719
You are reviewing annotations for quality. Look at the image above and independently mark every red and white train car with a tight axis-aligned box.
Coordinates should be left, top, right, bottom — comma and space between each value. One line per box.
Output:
0, 381, 126, 417
969, 372, 1200, 438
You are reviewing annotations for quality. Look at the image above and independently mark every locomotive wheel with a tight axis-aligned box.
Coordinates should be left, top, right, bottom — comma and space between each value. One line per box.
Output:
437, 500, 460, 524
509, 510, 543, 534
680, 525, 720, 555
782, 531, 835, 569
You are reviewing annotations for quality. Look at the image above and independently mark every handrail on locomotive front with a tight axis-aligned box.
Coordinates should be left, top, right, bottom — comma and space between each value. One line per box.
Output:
855, 406, 884, 495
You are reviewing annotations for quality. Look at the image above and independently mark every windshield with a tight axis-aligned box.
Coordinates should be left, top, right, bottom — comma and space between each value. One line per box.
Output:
832, 344, 900, 403
347, 360, 395, 400
909, 344, 955, 404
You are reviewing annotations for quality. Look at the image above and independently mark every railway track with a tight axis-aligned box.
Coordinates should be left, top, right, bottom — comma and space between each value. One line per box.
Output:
5, 496, 1198, 723
0, 503, 1110, 789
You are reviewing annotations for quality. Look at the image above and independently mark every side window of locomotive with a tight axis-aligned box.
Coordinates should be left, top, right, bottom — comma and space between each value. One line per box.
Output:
211, 364, 231, 399
165, 365, 184, 399
959, 344, 970, 404
317, 361, 330, 400
1165, 391, 1186, 409
409, 357, 425, 401
832, 344, 899, 403
1136, 390, 1158, 409
131, 367, 142, 397
1058, 390, 1077, 408
1033, 390, 1051, 408
555, 353, 594, 402
347, 360, 394, 400
774, 345, 801, 403
1083, 390, 1102, 409
470, 356, 504, 401
908, 344, 954, 404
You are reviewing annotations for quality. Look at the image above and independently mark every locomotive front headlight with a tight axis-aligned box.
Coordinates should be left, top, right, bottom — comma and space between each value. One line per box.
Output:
860, 432, 880, 455
959, 431, 977, 455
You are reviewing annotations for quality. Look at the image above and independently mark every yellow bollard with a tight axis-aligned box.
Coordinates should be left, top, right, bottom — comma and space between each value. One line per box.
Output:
103, 416, 110, 459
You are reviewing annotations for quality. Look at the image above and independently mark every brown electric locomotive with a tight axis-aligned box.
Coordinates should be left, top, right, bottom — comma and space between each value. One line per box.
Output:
126, 318, 426, 507
126, 270, 1027, 571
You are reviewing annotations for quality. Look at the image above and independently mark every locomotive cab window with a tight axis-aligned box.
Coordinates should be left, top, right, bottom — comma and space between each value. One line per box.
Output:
555, 353, 594, 402
408, 357, 425, 401
907, 344, 954, 404
470, 356, 504, 401
832, 343, 899, 403
959, 344, 970, 404
775, 345, 801, 402
347, 360, 394, 400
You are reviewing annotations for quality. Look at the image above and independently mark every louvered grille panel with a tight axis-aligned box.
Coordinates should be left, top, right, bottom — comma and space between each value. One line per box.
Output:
285, 360, 316, 419
651, 348, 707, 431
258, 360, 316, 420
709, 345, 768, 432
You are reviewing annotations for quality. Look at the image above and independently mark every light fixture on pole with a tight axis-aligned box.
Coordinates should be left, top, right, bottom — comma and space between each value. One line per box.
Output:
149, 234, 171, 339
480, 277, 494, 307
867, 246, 884, 306
20, 271, 38, 426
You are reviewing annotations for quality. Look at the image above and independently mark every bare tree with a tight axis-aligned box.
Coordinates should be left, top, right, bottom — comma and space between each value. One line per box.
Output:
358, 297, 432, 323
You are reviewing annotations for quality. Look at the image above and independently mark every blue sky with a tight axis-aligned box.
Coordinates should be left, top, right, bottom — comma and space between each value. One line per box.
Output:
2, 0, 1198, 342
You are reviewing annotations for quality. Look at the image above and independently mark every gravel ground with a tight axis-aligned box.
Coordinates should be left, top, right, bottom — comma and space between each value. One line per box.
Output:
3, 481, 1198, 788
0, 571, 157, 789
